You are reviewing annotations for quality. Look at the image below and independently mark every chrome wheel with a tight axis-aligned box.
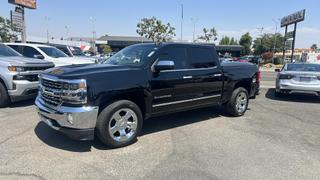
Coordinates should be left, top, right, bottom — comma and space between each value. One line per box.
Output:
108, 108, 138, 142
236, 92, 247, 113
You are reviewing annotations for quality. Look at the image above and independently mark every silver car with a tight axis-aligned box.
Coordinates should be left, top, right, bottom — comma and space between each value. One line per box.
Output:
275, 63, 320, 97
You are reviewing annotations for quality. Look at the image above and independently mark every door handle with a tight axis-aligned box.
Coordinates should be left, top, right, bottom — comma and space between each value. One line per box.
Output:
183, 76, 193, 79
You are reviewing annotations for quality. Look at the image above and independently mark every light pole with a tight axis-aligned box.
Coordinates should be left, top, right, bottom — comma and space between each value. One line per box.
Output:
191, 18, 198, 43
180, 4, 184, 41
89, 17, 96, 54
65, 25, 69, 45
45, 16, 50, 44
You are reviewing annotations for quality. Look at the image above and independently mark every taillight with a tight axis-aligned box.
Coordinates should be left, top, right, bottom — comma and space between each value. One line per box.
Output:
279, 74, 294, 79
256, 71, 261, 82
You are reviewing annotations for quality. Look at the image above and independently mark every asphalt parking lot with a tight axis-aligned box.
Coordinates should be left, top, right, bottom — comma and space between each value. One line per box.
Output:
0, 72, 320, 180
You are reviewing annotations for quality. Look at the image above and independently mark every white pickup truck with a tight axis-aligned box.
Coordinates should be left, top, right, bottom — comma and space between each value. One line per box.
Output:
0, 43, 54, 107
5, 43, 95, 67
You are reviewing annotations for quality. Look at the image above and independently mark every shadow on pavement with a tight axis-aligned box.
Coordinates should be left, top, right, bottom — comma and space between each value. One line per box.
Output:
265, 88, 320, 104
34, 105, 231, 152
9, 99, 35, 108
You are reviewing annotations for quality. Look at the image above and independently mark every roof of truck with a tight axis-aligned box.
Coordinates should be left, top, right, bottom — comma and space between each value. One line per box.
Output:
4, 43, 53, 48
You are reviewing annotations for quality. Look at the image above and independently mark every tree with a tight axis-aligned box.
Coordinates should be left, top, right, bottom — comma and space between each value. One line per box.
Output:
0, 16, 18, 42
253, 33, 285, 55
198, 27, 218, 43
311, 44, 318, 51
239, 32, 252, 55
219, 36, 238, 45
136, 17, 176, 42
219, 36, 230, 45
100, 44, 112, 54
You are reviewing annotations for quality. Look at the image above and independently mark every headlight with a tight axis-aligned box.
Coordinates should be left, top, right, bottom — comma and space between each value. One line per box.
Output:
60, 80, 87, 105
8, 66, 25, 72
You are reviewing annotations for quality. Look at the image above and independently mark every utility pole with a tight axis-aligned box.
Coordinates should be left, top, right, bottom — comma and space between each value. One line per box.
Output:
272, 19, 280, 64
191, 18, 198, 43
180, 4, 183, 41
257, 27, 264, 54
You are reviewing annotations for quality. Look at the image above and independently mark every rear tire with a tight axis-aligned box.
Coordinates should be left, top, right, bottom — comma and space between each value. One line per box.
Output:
0, 82, 10, 108
225, 87, 249, 117
96, 100, 143, 148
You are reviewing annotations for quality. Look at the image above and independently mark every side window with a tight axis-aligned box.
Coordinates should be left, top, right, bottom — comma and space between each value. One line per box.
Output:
158, 47, 188, 69
22, 46, 42, 58
8, 45, 22, 54
188, 47, 217, 68
57, 47, 71, 56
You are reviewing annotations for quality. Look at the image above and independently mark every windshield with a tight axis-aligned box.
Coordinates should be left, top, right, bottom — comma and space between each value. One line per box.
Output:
286, 64, 320, 72
39, 47, 68, 58
103, 45, 157, 66
0, 44, 21, 57
70, 46, 85, 56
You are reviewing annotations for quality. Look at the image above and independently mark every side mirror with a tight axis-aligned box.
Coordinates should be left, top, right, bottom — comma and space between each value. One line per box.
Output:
33, 54, 45, 59
275, 69, 281, 72
154, 60, 175, 71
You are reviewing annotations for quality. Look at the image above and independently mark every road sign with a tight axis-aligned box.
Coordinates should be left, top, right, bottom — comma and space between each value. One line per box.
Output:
281, 9, 305, 27
8, 0, 36, 9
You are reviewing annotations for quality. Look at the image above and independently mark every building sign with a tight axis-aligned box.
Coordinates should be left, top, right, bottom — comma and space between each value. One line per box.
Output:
286, 31, 295, 39
10, 8, 23, 32
281, 9, 305, 27
8, 0, 36, 9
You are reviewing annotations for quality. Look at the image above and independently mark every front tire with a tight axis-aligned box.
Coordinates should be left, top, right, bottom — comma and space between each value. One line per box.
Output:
96, 100, 143, 148
225, 87, 249, 117
0, 82, 10, 108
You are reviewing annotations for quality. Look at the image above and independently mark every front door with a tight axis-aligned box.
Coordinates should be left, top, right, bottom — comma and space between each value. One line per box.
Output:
150, 45, 197, 114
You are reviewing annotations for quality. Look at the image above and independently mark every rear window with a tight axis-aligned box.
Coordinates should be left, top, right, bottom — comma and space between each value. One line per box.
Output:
286, 64, 320, 72
188, 47, 217, 68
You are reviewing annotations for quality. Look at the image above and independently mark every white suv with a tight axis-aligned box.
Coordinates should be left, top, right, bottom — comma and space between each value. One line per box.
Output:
5, 43, 95, 66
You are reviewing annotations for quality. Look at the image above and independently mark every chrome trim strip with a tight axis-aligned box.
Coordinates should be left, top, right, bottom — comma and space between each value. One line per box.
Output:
152, 94, 221, 108
161, 66, 218, 72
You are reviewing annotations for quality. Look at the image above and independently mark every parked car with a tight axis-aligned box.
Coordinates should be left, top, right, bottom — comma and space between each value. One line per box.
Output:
275, 63, 320, 97
5, 43, 95, 66
35, 43, 260, 148
50, 44, 99, 63
0, 43, 54, 107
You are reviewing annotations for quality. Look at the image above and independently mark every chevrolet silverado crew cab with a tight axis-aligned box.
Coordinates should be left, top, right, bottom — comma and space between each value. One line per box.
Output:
35, 43, 260, 148
0, 43, 54, 107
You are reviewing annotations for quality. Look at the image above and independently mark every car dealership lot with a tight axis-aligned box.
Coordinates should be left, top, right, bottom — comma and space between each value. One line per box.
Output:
0, 76, 320, 179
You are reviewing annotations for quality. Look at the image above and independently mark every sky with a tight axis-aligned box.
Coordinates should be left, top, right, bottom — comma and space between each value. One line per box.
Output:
1, 0, 320, 48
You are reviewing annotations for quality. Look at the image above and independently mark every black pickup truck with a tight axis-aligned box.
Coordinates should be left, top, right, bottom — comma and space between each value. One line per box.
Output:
35, 43, 260, 148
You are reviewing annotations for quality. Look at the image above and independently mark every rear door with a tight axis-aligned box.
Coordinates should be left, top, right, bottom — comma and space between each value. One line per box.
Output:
186, 46, 223, 104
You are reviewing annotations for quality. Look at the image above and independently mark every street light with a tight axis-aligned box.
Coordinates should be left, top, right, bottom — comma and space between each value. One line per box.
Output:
65, 25, 69, 45
191, 18, 198, 43
89, 17, 96, 54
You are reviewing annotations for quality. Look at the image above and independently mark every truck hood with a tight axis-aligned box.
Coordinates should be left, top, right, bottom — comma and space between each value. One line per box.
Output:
0, 56, 54, 67
44, 64, 140, 79
56, 57, 95, 65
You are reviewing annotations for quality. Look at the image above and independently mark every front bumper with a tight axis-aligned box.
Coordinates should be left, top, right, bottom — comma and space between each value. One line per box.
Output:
35, 96, 99, 140
276, 80, 320, 96
8, 80, 39, 102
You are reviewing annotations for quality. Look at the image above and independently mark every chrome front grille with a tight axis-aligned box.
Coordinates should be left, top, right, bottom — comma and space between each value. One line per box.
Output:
40, 77, 62, 108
